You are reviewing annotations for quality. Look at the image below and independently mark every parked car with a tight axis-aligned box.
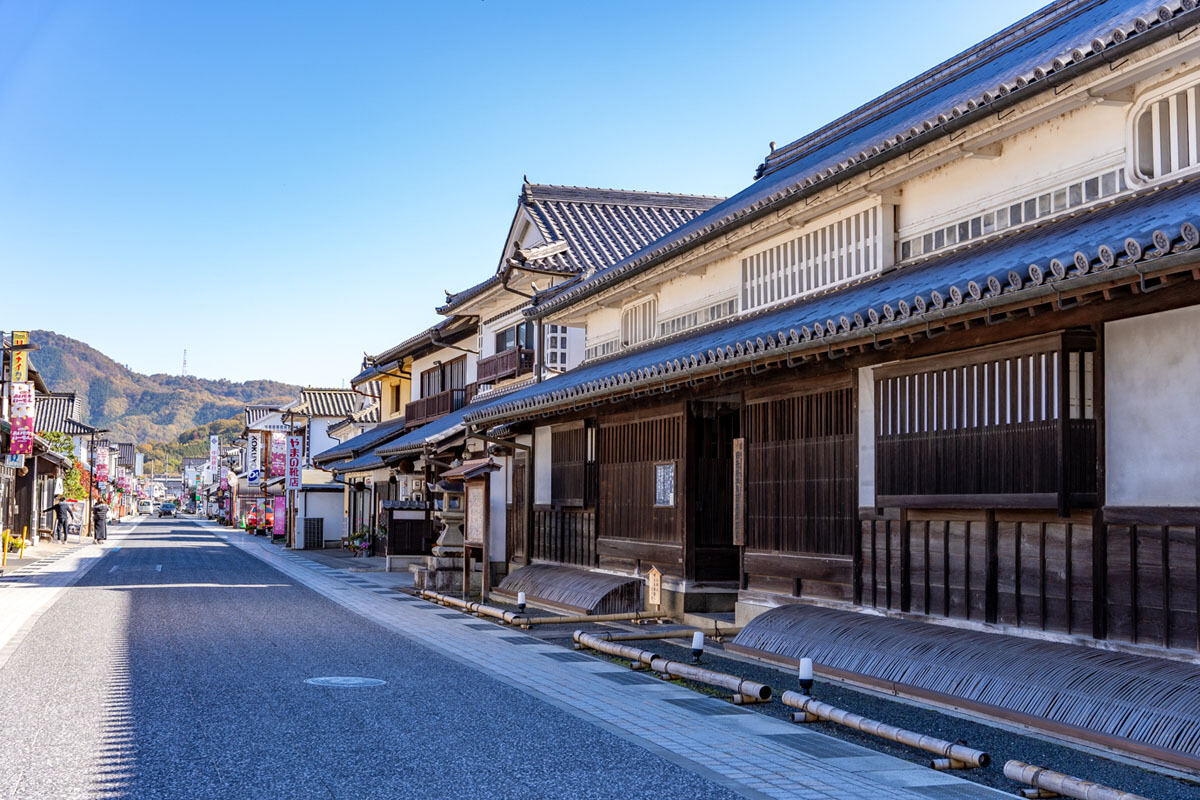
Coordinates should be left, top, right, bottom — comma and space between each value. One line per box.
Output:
158, 503, 176, 518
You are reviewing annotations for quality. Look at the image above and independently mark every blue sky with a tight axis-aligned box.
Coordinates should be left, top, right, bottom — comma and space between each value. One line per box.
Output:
2, 0, 1045, 386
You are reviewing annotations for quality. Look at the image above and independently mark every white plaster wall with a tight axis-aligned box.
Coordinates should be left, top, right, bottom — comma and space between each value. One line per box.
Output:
899, 102, 1127, 235
296, 492, 345, 547
308, 419, 339, 458
534, 425, 552, 505
656, 255, 740, 316
564, 327, 586, 370
488, 466, 506, 563
584, 306, 621, 349
1105, 305, 1200, 506
857, 365, 876, 507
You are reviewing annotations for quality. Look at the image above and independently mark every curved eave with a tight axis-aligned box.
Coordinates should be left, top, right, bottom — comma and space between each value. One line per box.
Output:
532, 4, 1199, 318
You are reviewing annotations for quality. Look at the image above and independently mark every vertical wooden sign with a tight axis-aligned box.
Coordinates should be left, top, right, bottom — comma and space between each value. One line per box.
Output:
731, 437, 746, 546
646, 566, 662, 608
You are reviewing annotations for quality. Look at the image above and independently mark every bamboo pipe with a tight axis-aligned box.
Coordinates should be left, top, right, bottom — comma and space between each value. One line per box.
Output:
419, 590, 669, 627
574, 631, 772, 702
520, 610, 666, 626
573, 630, 659, 666
591, 628, 743, 642
782, 692, 989, 769
1004, 761, 1153, 800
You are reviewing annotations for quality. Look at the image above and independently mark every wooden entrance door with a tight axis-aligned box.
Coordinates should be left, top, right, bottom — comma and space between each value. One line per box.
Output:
690, 404, 740, 582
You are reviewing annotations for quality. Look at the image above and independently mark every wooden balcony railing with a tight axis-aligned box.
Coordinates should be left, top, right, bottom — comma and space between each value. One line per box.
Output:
476, 347, 535, 385
404, 384, 476, 426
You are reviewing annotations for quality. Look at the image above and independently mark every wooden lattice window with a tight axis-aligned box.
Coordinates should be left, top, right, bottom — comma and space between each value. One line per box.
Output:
874, 331, 1097, 507
1132, 77, 1200, 183
551, 423, 586, 507
743, 382, 856, 555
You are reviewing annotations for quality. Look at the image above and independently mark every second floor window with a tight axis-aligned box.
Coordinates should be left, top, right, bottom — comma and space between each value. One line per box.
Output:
419, 355, 466, 397
1132, 79, 1200, 183
545, 324, 568, 367
621, 298, 657, 349
494, 322, 533, 354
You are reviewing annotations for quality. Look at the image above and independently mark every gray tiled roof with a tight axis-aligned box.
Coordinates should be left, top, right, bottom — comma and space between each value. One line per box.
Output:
35, 393, 83, 434
245, 405, 275, 426
352, 315, 478, 386
470, 177, 1200, 425
438, 182, 723, 313
532, 0, 1194, 317
116, 442, 136, 466
291, 388, 361, 418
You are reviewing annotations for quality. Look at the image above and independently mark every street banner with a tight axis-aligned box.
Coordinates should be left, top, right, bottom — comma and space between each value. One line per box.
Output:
247, 432, 262, 485
135, 452, 144, 477
286, 435, 302, 491
8, 381, 35, 455
209, 435, 219, 473
96, 446, 109, 482
270, 433, 286, 477
10, 331, 28, 383
273, 497, 285, 538
219, 472, 229, 490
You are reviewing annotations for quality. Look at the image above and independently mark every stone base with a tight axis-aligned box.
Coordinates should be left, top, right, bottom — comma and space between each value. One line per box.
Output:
410, 555, 482, 594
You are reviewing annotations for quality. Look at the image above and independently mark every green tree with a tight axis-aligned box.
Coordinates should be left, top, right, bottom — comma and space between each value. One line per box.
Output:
40, 431, 87, 500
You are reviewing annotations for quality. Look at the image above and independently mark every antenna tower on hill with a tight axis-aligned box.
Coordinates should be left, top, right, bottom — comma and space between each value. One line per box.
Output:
182, 349, 188, 376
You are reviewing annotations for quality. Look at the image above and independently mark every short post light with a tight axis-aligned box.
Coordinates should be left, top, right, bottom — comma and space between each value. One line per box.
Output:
691, 631, 705, 664
798, 657, 814, 695
517, 591, 527, 614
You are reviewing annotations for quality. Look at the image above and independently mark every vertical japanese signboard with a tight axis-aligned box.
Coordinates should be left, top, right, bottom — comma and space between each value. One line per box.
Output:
10, 331, 28, 383
270, 433, 286, 477
209, 435, 220, 474
247, 432, 261, 485
286, 435, 302, 491
8, 381, 35, 455
731, 437, 746, 546
135, 452, 145, 477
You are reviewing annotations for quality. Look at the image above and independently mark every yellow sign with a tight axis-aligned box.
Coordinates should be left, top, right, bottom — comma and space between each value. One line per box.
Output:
10, 331, 28, 383
646, 566, 662, 607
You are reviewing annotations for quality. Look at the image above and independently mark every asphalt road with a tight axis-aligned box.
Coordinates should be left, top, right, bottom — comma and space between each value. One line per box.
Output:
0, 519, 740, 800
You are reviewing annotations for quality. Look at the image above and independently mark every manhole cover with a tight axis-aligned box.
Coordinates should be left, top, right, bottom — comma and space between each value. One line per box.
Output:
304, 676, 386, 688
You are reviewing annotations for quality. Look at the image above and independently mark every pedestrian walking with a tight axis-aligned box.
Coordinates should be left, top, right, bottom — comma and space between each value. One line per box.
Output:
93, 501, 109, 544
43, 495, 71, 542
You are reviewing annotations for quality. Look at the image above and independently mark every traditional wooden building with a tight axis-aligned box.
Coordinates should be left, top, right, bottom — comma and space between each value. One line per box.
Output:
464, 0, 1200, 668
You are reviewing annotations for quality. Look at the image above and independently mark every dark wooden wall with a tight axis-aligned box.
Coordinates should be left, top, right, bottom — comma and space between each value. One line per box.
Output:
506, 451, 527, 565
597, 406, 685, 576
1104, 507, 1200, 651
531, 507, 595, 566
741, 377, 857, 600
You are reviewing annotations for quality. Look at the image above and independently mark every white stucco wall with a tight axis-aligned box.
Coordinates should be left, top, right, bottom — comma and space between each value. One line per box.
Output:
898, 101, 1127, 235
857, 365, 876, 507
1105, 304, 1200, 506
488, 466, 506, 563
410, 345, 477, 403
533, 425, 552, 505
296, 491, 345, 548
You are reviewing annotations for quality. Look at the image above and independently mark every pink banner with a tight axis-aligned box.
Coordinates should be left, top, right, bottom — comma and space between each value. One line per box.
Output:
95, 446, 109, 482
286, 435, 303, 490
273, 497, 285, 538
9, 382, 35, 455
271, 433, 286, 477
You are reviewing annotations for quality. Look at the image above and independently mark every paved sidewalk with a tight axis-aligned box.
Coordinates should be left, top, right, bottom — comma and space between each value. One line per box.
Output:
211, 522, 1008, 800
0, 517, 140, 671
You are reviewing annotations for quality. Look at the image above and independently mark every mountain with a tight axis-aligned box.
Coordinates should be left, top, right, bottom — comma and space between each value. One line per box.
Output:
136, 416, 246, 475
29, 330, 300, 445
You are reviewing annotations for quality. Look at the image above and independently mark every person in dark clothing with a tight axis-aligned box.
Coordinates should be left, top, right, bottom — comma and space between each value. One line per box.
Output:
43, 495, 71, 542
93, 501, 109, 543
